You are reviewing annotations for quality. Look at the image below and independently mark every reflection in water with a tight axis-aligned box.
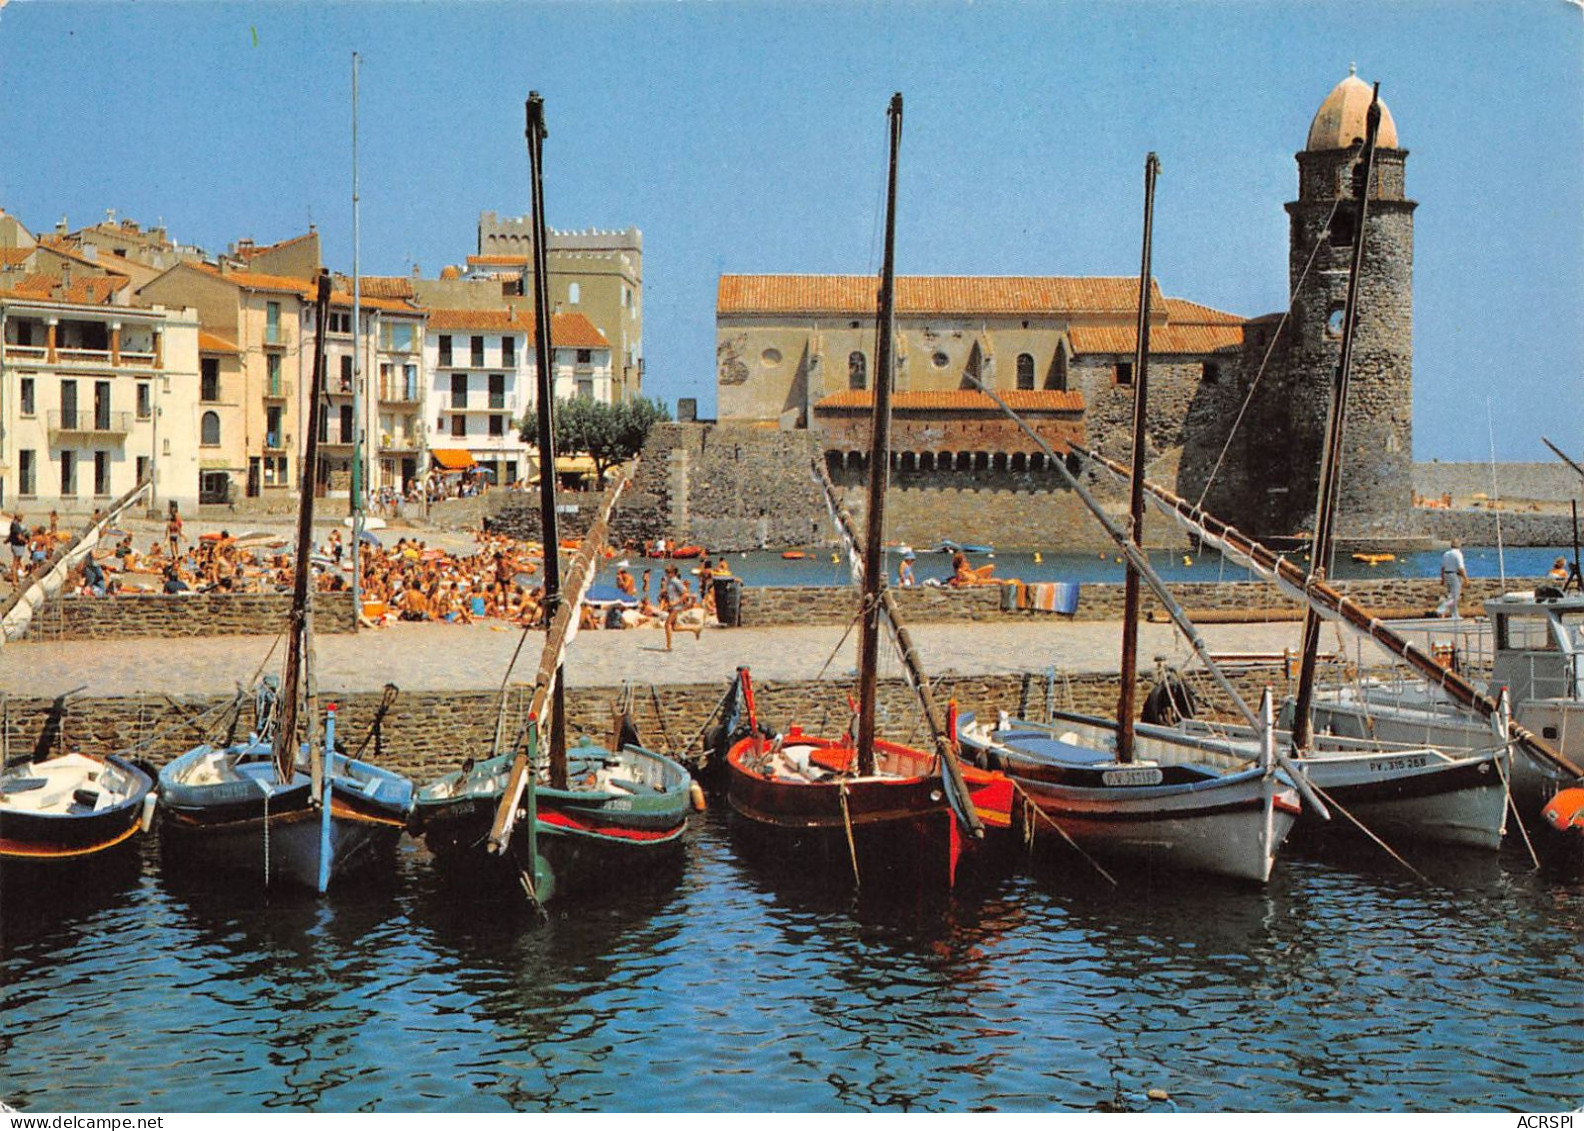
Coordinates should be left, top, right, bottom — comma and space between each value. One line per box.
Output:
1, 814, 1579, 1112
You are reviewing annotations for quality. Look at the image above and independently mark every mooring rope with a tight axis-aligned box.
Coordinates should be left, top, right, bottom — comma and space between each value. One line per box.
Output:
1010, 777, 1118, 886
837, 781, 862, 891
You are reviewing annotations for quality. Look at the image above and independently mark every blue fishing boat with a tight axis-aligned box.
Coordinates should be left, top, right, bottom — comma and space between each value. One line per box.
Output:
154, 271, 413, 893
1, 753, 154, 872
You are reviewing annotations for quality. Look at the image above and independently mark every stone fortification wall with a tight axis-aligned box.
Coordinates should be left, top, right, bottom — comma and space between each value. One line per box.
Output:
15, 591, 358, 642
0, 665, 1292, 783
1415, 509, 1577, 549
1414, 462, 1582, 505
484, 492, 604, 543
621, 422, 829, 551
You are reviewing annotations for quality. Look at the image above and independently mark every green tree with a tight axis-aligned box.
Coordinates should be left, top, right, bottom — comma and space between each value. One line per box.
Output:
520, 396, 671, 480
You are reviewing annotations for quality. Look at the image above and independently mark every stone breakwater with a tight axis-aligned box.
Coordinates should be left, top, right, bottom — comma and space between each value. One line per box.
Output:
15, 591, 359, 642
1, 666, 1291, 783
5, 576, 1550, 642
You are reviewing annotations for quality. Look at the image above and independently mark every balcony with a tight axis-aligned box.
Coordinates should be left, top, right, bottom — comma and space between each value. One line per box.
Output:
4, 343, 48, 362
380, 433, 422, 453
48, 410, 132, 443
264, 433, 287, 452
378, 384, 422, 405
264, 327, 285, 348
263, 379, 292, 400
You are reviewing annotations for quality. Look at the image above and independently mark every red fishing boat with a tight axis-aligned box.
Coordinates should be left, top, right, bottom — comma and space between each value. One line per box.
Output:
722, 95, 1014, 892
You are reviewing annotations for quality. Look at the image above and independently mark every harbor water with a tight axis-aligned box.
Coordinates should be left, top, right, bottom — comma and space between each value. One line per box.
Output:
637, 546, 1575, 589
2, 812, 1579, 1113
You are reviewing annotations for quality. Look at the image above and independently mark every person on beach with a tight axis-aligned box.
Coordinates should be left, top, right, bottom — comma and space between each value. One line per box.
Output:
166, 508, 183, 559
899, 551, 916, 588
615, 563, 637, 597
1549, 556, 1569, 582
661, 564, 701, 651
1436, 538, 1468, 617
7, 513, 28, 585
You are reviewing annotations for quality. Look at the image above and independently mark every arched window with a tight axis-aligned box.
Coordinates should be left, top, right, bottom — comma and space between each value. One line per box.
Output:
848, 351, 867, 390
1016, 353, 1035, 390
201, 410, 221, 446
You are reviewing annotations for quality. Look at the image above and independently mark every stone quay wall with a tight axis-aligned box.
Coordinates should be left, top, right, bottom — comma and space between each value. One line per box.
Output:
1414, 462, 1582, 505
0, 665, 1293, 784
8, 576, 1548, 643
1415, 508, 1577, 550
15, 591, 359, 642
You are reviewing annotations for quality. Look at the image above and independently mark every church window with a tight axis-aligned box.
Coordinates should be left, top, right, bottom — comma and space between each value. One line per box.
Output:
1115, 361, 1134, 387
848, 351, 867, 390
1016, 353, 1035, 391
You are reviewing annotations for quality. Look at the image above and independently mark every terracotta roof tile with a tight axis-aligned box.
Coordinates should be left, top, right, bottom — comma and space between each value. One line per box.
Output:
199, 331, 240, 354
424, 308, 609, 348
816, 389, 1086, 413
188, 263, 420, 313
356, 276, 417, 299
719, 274, 1166, 317
1068, 323, 1243, 356
1160, 296, 1244, 325
0, 248, 34, 268
236, 232, 316, 260
0, 272, 129, 305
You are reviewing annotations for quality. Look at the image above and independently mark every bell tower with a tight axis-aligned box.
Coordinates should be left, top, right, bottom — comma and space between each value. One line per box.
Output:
1283, 68, 1418, 543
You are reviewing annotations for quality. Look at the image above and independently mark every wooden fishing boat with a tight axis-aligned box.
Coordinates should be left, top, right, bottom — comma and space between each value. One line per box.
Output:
953, 154, 1310, 883
158, 713, 413, 890
0, 753, 154, 869
958, 706, 1298, 882
723, 95, 1015, 893
416, 94, 693, 906
155, 272, 414, 893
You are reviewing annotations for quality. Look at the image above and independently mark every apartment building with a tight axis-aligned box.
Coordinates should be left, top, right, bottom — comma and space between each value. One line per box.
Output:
422, 308, 612, 486
0, 271, 200, 514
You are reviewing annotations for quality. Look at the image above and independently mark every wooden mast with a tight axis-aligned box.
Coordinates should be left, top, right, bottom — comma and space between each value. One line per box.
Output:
1116, 153, 1160, 765
272, 269, 332, 785
854, 92, 903, 778
1292, 85, 1382, 750
525, 91, 569, 789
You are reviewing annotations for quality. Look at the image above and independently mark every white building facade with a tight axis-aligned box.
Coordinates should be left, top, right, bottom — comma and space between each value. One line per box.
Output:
0, 284, 200, 515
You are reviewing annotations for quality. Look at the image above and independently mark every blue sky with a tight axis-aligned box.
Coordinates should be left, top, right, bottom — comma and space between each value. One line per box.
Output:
2, 0, 1579, 462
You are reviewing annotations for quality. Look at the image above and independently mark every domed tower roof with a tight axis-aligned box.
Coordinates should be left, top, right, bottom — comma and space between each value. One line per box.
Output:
1305, 68, 1399, 151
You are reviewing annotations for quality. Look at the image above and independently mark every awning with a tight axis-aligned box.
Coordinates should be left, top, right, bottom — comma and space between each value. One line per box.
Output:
431, 449, 477, 470
554, 455, 598, 475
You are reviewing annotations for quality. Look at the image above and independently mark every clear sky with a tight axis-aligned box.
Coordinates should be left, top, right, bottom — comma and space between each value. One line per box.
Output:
2, 0, 1579, 463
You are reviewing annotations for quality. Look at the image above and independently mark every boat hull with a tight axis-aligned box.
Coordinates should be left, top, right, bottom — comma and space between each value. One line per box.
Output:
724, 728, 1014, 890
960, 712, 1298, 884
0, 754, 153, 868
157, 742, 412, 892
411, 742, 693, 899
1304, 689, 1572, 821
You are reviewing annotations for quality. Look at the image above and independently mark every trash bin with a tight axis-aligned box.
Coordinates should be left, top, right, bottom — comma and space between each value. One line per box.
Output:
713, 576, 743, 628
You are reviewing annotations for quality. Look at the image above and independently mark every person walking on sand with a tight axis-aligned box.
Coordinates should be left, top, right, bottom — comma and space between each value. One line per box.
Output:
166, 507, 183, 560
661, 564, 701, 651
7, 513, 28, 586
1436, 538, 1468, 617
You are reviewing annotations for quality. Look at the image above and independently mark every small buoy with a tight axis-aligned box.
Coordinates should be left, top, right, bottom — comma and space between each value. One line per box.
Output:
1115, 556, 1123, 564
1183, 555, 1193, 566
831, 553, 840, 563
689, 781, 707, 812
141, 791, 159, 834
1146, 1089, 1170, 1102
1099, 552, 1106, 560
1033, 552, 1042, 563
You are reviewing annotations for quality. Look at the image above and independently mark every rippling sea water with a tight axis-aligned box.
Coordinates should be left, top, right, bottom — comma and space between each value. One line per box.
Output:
2, 812, 1580, 1113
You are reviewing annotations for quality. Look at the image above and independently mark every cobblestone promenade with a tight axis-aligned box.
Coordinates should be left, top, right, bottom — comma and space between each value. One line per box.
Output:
0, 617, 1311, 699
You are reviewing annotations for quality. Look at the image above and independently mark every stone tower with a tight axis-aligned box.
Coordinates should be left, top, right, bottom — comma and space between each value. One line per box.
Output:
1283, 69, 1418, 543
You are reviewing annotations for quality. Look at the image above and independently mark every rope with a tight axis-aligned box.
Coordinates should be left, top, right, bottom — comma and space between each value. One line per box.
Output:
648, 684, 678, 756
1305, 777, 1432, 885
837, 781, 862, 890
675, 682, 737, 761
1010, 777, 1118, 885
1193, 195, 1345, 511
112, 691, 245, 757
813, 604, 867, 683
1494, 741, 1541, 870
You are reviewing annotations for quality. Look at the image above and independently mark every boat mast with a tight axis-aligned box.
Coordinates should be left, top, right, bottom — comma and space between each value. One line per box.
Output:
525, 91, 568, 789
1291, 85, 1381, 750
855, 91, 903, 778
350, 51, 365, 622
273, 269, 332, 785
1116, 152, 1160, 765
